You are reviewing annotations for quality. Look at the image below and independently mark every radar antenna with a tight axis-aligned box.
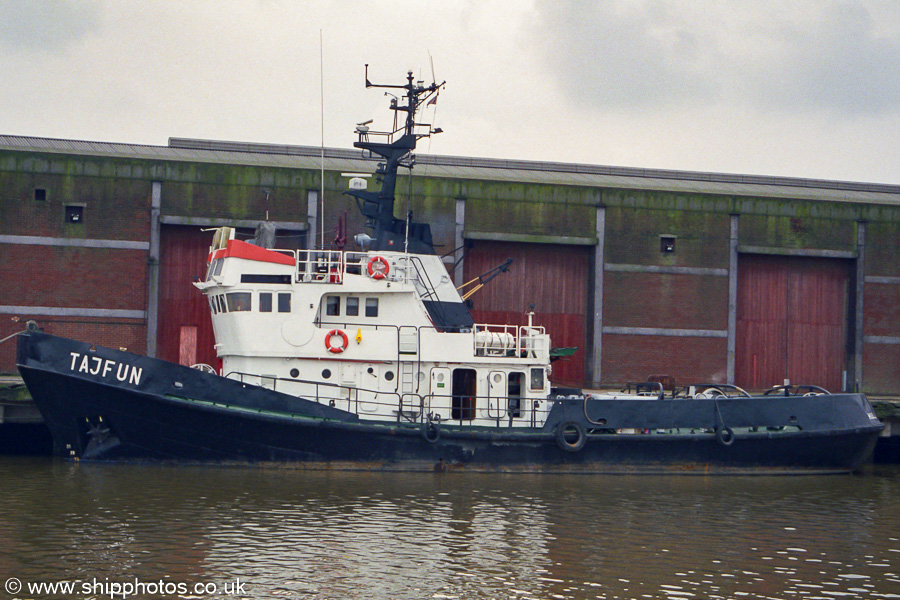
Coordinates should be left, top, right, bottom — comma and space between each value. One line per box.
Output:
345, 65, 445, 254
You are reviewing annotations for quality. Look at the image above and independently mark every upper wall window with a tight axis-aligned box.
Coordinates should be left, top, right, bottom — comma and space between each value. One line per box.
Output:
259, 292, 273, 313
278, 292, 291, 313
530, 368, 545, 391
34, 188, 47, 201
346, 297, 359, 317
365, 297, 379, 318
326, 295, 340, 316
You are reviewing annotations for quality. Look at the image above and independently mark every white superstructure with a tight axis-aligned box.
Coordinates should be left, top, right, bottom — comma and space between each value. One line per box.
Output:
194, 227, 554, 428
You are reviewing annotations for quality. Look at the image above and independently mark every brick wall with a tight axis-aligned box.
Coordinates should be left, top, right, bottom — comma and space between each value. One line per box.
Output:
0, 156, 152, 374
0, 317, 146, 374
0, 245, 148, 309
863, 344, 900, 396
0, 174, 150, 240
603, 271, 729, 331
600, 334, 728, 386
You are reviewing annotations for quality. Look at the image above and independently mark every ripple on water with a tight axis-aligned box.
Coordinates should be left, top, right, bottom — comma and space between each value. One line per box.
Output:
1, 460, 899, 600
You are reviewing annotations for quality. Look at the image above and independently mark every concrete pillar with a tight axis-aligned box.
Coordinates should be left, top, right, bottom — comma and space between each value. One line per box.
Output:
727, 214, 739, 384
454, 197, 466, 287
854, 221, 866, 391
307, 190, 319, 249
588, 205, 606, 386
146, 182, 161, 358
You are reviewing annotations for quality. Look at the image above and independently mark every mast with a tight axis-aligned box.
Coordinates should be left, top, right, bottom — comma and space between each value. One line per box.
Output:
345, 65, 444, 254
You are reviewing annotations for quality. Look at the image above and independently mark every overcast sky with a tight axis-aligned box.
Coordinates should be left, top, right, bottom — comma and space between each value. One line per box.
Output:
1, 0, 899, 184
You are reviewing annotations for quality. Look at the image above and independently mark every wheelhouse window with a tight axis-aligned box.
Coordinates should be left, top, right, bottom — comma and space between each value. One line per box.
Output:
209, 296, 217, 314
346, 296, 359, 316
206, 259, 218, 281
259, 292, 273, 313
326, 295, 340, 316
226, 292, 251, 312
216, 295, 227, 313
207, 258, 224, 281
365, 297, 379, 318
278, 292, 291, 313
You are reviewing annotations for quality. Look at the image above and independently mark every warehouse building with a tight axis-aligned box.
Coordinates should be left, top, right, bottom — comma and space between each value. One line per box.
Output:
1, 135, 898, 394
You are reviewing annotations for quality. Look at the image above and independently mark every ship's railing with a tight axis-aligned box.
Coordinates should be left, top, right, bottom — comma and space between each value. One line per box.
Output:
295, 249, 345, 283
222, 370, 553, 429
423, 394, 554, 428
290, 249, 424, 286
473, 324, 548, 359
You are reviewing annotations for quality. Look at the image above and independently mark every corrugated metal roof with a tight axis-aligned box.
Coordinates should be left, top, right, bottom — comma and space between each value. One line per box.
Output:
1, 134, 898, 205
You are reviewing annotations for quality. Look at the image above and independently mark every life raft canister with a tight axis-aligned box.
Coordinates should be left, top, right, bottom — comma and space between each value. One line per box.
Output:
367, 256, 390, 280
325, 329, 349, 353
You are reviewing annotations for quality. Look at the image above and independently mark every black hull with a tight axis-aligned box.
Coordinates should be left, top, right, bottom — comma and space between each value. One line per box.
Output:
17, 332, 883, 474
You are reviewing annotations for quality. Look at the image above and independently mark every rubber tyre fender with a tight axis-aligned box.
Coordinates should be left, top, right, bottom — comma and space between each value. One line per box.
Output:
716, 425, 735, 446
555, 421, 587, 452
422, 422, 441, 443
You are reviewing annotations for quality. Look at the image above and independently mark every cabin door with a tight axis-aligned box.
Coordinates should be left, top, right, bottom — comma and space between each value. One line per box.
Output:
451, 368, 477, 422
429, 367, 451, 420
487, 371, 506, 421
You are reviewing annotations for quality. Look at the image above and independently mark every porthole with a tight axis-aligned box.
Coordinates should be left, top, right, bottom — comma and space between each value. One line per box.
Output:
322, 369, 332, 379
385, 371, 394, 381
290, 368, 300, 378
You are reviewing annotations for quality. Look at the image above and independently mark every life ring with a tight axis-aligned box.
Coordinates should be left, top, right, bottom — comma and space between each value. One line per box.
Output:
555, 421, 587, 452
716, 425, 735, 446
367, 256, 390, 280
325, 329, 349, 353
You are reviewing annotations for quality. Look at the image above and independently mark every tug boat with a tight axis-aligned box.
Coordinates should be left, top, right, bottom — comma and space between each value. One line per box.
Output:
16, 69, 883, 473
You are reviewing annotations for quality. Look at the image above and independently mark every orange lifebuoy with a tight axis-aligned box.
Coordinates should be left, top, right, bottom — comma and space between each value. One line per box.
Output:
325, 329, 349, 353
367, 256, 390, 280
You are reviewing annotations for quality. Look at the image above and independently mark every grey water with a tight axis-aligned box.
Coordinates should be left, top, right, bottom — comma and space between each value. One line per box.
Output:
1, 458, 899, 600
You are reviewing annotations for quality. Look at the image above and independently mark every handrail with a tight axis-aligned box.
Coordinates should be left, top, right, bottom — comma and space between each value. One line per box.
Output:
683, 383, 752, 398
404, 255, 439, 301
622, 381, 665, 400
224, 369, 411, 418
763, 384, 831, 396
219, 372, 556, 429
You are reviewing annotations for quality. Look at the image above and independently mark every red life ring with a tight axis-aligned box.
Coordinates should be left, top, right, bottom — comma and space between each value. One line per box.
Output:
367, 256, 390, 280
325, 329, 349, 353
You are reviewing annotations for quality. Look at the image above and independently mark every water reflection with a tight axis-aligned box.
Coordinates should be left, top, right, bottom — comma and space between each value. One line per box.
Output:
0, 458, 898, 599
